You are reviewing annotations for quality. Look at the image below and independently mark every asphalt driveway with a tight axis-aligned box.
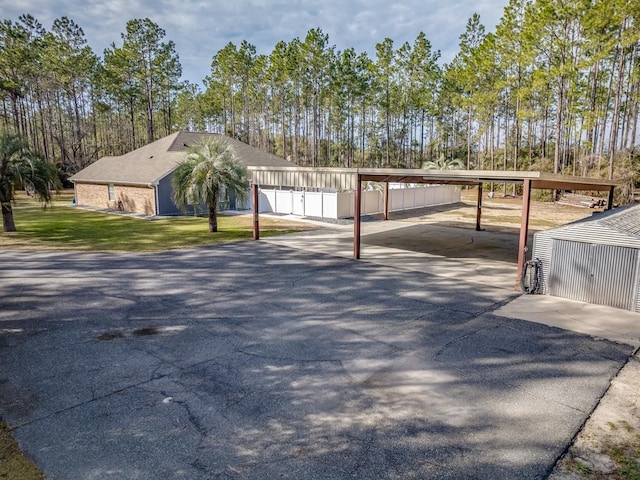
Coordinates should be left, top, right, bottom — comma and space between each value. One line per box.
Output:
0, 242, 632, 479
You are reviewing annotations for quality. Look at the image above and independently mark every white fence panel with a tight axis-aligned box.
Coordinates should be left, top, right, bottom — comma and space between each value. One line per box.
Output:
404, 188, 416, 209
337, 192, 353, 218
275, 190, 293, 214
258, 189, 276, 213
255, 185, 460, 219
362, 190, 382, 214
390, 189, 403, 210
424, 187, 435, 205
304, 191, 324, 217
322, 192, 338, 219
445, 186, 460, 203
435, 186, 446, 204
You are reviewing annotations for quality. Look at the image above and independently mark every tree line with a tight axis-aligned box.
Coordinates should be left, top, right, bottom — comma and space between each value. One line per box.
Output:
1, 0, 639, 195
0, 15, 180, 180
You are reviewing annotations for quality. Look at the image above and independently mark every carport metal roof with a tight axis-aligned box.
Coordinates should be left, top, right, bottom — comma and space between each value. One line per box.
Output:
248, 166, 620, 290
248, 167, 617, 192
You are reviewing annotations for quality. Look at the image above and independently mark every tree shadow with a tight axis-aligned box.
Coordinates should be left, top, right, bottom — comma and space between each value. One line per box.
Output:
0, 244, 632, 479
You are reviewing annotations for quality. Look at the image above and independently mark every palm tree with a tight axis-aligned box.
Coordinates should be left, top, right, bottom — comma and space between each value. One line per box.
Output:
1, 133, 58, 232
421, 155, 465, 170
172, 138, 249, 232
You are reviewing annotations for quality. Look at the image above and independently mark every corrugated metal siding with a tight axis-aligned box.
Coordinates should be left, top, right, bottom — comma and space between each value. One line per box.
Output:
548, 240, 638, 310
590, 244, 638, 310
533, 206, 640, 311
635, 253, 640, 313
532, 234, 553, 294
249, 169, 357, 191
549, 241, 593, 302
538, 223, 640, 249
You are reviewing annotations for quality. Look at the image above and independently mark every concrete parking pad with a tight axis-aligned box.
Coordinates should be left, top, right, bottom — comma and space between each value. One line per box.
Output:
263, 220, 520, 290
0, 243, 633, 479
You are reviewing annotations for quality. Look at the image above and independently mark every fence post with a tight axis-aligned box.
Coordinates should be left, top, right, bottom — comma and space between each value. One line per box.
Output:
354, 174, 362, 259
252, 184, 259, 241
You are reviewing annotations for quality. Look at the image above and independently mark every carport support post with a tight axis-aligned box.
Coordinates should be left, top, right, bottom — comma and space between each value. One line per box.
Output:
607, 185, 615, 210
252, 183, 259, 241
383, 181, 390, 221
516, 179, 532, 291
354, 174, 362, 259
475, 183, 483, 231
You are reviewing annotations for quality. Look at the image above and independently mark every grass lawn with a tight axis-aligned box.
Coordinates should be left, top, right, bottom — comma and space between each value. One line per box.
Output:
0, 191, 314, 252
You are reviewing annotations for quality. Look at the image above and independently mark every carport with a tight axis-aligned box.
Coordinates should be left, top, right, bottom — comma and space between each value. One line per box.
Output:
248, 167, 619, 288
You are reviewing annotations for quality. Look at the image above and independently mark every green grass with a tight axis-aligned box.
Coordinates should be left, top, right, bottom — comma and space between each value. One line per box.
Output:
608, 437, 640, 480
1, 191, 312, 252
562, 423, 640, 480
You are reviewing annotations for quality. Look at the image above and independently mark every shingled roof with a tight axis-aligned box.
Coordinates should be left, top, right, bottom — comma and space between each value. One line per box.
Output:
70, 132, 294, 186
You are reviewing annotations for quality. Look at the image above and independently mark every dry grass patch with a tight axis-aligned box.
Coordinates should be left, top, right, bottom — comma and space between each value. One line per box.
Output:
0, 422, 44, 480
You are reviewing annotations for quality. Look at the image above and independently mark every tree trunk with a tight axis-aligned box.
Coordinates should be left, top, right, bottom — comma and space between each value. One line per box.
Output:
420, 109, 425, 163
2, 203, 17, 232
554, 75, 565, 175
208, 201, 218, 233
361, 100, 366, 167
313, 87, 318, 167
385, 81, 390, 166
467, 104, 472, 169
281, 94, 287, 160
609, 33, 627, 180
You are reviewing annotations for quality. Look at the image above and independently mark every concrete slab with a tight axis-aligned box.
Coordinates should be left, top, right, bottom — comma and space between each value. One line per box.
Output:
264, 216, 640, 347
495, 295, 640, 347
263, 219, 519, 290
0, 244, 634, 479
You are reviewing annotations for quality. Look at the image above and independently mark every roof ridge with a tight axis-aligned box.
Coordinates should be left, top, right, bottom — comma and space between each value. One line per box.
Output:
599, 203, 640, 236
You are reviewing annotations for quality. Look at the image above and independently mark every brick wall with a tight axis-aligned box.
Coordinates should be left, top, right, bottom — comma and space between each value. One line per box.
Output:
75, 183, 157, 215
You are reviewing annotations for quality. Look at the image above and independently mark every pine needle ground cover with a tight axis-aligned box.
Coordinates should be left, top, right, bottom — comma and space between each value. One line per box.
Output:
0, 192, 313, 252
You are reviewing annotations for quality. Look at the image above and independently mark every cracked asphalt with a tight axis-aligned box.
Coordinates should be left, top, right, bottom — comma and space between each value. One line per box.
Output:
0, 242, 633, 479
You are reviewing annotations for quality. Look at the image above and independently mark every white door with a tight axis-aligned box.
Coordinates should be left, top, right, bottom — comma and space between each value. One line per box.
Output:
292, 191, 305, 216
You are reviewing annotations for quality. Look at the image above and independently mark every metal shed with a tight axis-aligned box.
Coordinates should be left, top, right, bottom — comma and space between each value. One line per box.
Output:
532, 204, 640, 311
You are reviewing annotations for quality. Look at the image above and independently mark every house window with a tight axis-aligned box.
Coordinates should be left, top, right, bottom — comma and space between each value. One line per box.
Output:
108, 184, 115, 201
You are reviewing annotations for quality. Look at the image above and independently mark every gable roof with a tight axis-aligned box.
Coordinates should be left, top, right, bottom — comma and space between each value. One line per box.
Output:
69, 132, 295, 186
535, 203, 640, 248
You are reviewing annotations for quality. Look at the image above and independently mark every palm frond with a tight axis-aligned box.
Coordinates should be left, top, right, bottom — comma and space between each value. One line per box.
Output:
172, 137, 249, 222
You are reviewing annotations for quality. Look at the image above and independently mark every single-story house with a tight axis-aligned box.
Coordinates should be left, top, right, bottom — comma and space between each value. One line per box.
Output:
69, 131, 294, 216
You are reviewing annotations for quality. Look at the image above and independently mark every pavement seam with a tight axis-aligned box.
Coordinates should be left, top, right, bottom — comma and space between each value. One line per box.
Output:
8, 369, 170, 432
233, 345, 347, 364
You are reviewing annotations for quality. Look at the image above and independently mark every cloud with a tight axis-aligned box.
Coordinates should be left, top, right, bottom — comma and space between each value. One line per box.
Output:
2, 0, 506, 84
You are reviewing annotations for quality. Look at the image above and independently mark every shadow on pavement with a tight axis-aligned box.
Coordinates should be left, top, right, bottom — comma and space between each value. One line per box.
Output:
0, 243, 632, 479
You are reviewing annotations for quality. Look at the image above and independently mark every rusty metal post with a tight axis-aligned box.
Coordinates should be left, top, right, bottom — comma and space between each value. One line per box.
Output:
516, 179, 532, 291
475, 183, 483, 231
354, 174, 362, 259
252, 183, 259, 241
607, 185, 615, 210
383, 181, 390, 221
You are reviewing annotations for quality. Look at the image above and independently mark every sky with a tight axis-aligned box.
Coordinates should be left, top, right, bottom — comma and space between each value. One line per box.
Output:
3, 0, 508, 86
